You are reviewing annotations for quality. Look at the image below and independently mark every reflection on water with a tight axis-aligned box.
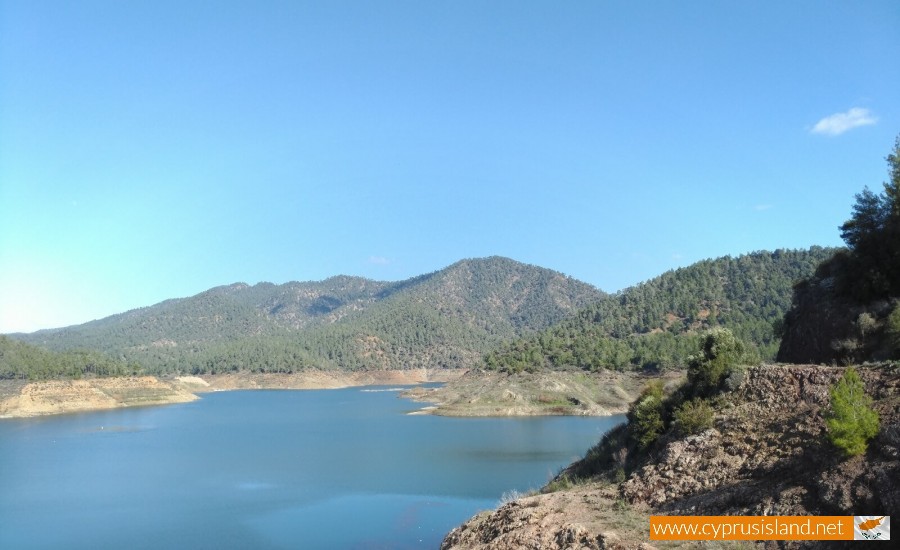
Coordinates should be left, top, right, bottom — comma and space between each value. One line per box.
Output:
0, 387, 624, 549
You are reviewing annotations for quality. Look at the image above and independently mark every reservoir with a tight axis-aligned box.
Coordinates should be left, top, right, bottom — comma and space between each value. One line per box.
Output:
0, 386, 625, 549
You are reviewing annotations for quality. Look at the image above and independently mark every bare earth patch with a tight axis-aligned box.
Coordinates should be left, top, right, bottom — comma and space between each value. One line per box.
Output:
402, 369, 683, 417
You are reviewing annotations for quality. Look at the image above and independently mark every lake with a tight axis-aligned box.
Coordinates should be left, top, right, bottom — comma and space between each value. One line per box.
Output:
0, 386, 625, 549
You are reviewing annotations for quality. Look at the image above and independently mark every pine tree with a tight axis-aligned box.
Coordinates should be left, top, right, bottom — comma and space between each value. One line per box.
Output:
838, 136, 900, 300
825, 367, 880, 456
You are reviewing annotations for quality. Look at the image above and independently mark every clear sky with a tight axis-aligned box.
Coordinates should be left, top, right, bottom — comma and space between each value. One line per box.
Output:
1, 1, 898, 333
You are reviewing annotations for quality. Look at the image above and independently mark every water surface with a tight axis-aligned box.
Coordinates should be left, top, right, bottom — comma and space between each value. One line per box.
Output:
0, 387, 624, 549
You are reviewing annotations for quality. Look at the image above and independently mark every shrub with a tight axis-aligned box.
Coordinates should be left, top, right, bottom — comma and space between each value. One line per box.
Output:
687, 328, 747, 397
723, 364, 746, 392
627, 380, 665, 449
673, 398, 714, 436
499, 489, 526, 505
825, 367, 880, 456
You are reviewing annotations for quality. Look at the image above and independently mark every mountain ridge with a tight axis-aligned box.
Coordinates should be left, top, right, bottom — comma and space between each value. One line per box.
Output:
11, 256, 603, 374
7, 248, 837, 378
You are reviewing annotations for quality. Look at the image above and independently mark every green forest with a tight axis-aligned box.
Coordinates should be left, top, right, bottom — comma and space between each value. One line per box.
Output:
483, 247, 835, 373
0, 336, 139, 380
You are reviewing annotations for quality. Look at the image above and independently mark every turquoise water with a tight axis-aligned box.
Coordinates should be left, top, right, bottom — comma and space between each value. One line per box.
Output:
0, 387, 624, 549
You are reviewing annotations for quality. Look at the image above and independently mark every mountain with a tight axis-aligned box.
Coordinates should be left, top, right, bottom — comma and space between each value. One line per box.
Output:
483, 247, 837, 373
13, 257, 604, 374
9, 248, 840, 378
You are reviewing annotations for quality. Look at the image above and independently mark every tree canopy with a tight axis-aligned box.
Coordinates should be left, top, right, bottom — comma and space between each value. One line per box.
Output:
686, 328, 747, 397
838, 136, 900, 301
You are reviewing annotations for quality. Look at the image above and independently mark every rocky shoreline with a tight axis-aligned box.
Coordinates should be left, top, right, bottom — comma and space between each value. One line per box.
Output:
441, 364, 900, 549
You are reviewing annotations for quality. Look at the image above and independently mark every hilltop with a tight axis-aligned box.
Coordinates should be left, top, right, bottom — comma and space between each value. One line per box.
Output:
443, 138, 900, 548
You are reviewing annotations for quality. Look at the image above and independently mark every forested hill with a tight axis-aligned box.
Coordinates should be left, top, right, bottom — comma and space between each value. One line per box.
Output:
12, 257, 603, 374
484, 247, 837, 373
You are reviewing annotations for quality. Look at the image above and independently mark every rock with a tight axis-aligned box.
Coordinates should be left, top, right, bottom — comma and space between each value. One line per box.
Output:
554, 523, 591, 547
595, 531, 622, 550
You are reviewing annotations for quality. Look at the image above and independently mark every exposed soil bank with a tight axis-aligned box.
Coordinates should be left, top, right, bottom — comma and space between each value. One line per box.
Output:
0, 376, 198, 419
402, 369, 683, 417
190, 368, 464, 392
0, 369, 466, 419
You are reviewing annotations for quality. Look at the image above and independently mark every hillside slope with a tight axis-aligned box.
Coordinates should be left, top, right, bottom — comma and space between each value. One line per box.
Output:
442, 364, 899, 549
13, 257, 603, 373
485, 247, 835, 373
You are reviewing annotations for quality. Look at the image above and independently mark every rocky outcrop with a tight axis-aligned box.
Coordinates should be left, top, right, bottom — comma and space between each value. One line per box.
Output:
621, 365, 899, 516
443, 364, 899, 549
777, 260, 899, 364
442, 486, 653, 550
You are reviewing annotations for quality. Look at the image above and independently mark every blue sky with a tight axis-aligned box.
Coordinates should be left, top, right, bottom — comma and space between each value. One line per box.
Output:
1, 1, 898, 333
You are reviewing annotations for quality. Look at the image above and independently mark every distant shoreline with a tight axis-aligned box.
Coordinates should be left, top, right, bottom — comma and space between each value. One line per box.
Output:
0, 368, 465, 419
0, 367, 658, 419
